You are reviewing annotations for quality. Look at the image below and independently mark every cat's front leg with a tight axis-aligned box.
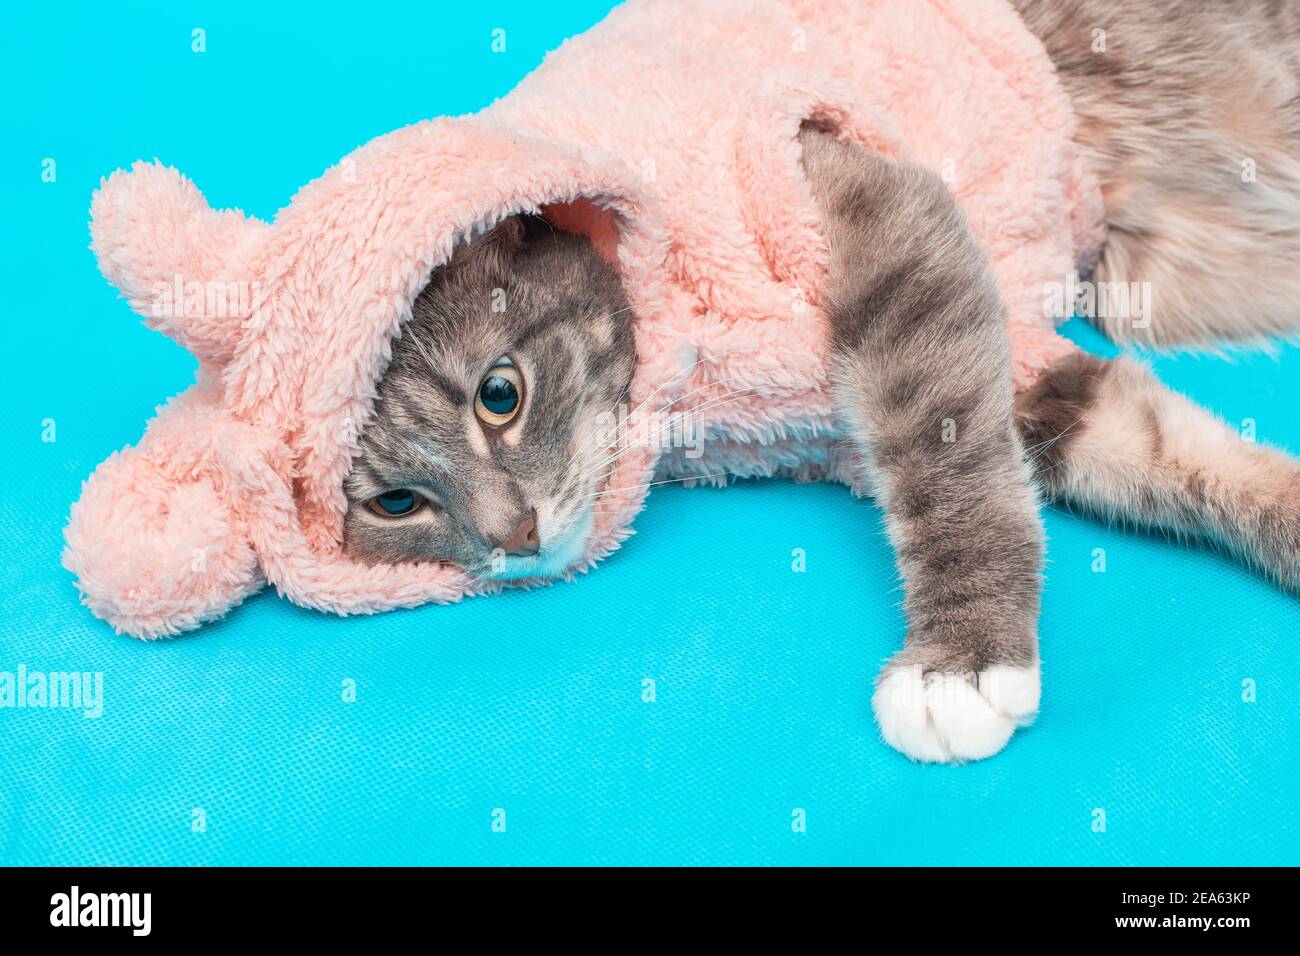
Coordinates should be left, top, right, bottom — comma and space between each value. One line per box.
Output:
849, 307, 1044, 764
801, 127, 1044, 762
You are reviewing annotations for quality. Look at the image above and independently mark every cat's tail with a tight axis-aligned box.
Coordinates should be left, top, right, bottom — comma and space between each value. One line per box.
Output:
1014, 352, 1300, 593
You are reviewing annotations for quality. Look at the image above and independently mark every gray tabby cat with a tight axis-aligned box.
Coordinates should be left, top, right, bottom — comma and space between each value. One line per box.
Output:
345, 0, 1300, 762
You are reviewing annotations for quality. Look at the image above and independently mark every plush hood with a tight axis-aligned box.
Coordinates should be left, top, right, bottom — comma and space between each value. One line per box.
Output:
66, 0, 1104, 637
66, 119, 684, 636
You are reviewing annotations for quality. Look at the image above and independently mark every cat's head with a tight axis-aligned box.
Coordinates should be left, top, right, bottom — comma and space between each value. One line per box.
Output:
343, 214, 636, 579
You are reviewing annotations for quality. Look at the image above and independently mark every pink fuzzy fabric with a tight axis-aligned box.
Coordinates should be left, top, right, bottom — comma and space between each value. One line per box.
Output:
65, 0, 1103, 637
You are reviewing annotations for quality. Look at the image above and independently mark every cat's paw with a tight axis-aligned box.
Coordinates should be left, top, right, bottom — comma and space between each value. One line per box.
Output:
871, 659, 1040, 763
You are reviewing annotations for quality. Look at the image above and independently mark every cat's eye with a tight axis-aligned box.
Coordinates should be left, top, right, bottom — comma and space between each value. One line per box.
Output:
475, 358, 524, 428
366, 489, 427, 518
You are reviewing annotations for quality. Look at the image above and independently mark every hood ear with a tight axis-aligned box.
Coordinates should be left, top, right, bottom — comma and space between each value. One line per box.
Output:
62, 386, 268, 638
90, 160, 267, 368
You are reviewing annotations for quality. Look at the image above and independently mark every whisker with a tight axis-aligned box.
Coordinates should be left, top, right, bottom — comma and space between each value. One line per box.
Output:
403, 325, 444, 381
579, 386, 758, 482
595, 305, 635, 323
588, 469, 745, 499
1021, 412, 1087, 466
614, 352, 713, 425
576, 385, 760, 481
610, 348, 760, 434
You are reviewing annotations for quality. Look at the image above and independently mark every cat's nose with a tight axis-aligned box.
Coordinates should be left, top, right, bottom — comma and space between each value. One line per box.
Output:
498, 508, 540, 556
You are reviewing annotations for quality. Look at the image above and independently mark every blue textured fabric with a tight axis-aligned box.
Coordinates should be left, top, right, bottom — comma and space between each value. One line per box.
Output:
2, 1, 1296, 866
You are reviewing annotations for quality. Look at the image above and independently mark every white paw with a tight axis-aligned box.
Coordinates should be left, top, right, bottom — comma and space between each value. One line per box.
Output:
871, 663, 1041, 763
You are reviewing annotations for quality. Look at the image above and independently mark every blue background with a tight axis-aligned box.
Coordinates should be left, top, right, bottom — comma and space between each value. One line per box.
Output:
1, 2, 1296, 866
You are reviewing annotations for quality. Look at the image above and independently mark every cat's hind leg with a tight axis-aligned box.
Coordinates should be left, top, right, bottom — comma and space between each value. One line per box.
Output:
1015, 0, 1300, 346
802, 127, 1046, 762
1016, 352, 1300, 592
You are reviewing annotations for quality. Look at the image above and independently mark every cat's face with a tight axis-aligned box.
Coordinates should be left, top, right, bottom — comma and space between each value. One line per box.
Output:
343, 216, 636, 579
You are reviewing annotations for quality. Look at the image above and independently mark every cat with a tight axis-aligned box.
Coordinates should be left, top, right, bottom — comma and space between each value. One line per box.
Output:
345, 0, 1300, 762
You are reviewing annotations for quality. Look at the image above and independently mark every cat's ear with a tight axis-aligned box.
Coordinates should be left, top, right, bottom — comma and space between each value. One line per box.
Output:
90, 161, 268, 368
486, 213, 529, 248
445, 213, 547, 276
481, 212, 555, 248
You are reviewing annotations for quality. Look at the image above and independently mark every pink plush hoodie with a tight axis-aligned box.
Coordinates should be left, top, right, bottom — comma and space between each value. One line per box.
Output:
66, 0, 1104, 637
